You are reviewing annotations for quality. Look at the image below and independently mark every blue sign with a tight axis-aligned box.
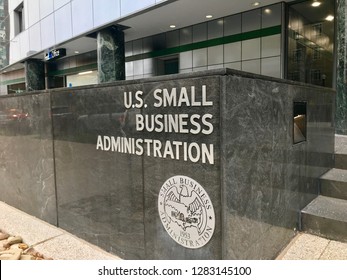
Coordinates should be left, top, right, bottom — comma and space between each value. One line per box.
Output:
44, 48, 66, 61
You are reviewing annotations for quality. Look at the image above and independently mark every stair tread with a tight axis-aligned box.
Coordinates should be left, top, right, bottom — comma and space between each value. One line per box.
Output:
302, 196, 347, 223
321, 168, 347, 182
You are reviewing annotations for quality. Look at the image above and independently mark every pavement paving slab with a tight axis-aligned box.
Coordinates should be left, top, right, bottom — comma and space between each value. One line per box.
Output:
0, 201, 120, 260
277, 233, 347, 260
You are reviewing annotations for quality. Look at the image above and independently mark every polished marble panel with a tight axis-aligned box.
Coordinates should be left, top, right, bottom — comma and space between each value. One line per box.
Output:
52, 83, 145, 259
0, 69, 336, 260
336, 0, 347, 135
25, 60, 45, 91
221, 70, 335, 259
0, 92, 56, 224
142, 76, 221, 259
97, 27, 125, 83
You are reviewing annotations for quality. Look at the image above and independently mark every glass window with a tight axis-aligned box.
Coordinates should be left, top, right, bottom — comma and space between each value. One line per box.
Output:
144, 58, 155, 74
242, 38, 260, 60
193, 66, 207, 72
179, 51, 192, 70
225, 62, 241, 71
180, 27, 192, 45
242, 9, 261, 32
166, 30, 179, 48
7, 83, 25, 94
66, 71, 97, 87
287, 0, 335, 87
193, 23, 207, 43
208, 45, 223, 65
156, 56, 179, 75
14, 2, 24, 35
152, 33, 166, 50
261, 34, 281, 58
133, 60, 144, 76
262, 4, 282, 28
133, 39, 143, 55
193, 48, 207, 67
224, 42, 241, 63
224, 14, 241, 36
261, 56, 281, 78
126, 61, 134, 77
242, 59, 261, 74
208, 19, 223, 39
208, 64, 223, 70
143, 36, 153, 53
125, 41, 133, 57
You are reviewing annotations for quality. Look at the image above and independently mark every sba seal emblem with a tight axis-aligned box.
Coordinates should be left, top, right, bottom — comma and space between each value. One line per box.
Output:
158, 175, 215, 249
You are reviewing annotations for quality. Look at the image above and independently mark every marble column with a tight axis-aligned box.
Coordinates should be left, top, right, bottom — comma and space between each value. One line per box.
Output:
336, 0, 347, 135
24, 59, 45, 91
97, 26, 125, 83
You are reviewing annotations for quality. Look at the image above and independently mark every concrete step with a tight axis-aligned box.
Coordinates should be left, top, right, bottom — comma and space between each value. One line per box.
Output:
335, 153, 347, 170
335, 135, 347, 170
320, 168, 347, 200
301, 196, 347, 243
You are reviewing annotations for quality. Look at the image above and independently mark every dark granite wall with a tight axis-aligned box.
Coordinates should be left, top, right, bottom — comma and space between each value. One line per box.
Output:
336, 0, 347, 135
221, 71, 335, 259
0, 69, 335, 259
0, 92, 56, 225
51, 85, 144, 259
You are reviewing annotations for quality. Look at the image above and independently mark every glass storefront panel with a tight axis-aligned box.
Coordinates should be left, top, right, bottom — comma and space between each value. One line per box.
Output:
287, 0, 335, 87
66, 71, 97, 87
125, 3, 284, 80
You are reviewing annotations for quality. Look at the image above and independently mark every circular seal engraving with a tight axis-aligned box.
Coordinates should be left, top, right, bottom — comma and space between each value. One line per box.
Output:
158, 175, 215, 249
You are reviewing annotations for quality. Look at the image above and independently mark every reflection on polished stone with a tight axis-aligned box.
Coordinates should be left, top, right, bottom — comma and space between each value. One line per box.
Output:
0, 93, 56, 225
97, 27, 125, 83
25, 59, 45, 91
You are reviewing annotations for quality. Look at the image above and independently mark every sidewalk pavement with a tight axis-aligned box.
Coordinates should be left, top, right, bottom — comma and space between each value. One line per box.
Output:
1, 201, 347, 260
0, 201, 120, 260
277, 233, 347, 260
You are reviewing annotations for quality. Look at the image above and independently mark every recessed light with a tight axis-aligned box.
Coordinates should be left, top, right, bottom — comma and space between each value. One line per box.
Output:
252, 2, 260, 6
170, 25, 176, 28
78, 71, 93, 75
206, 15, 213, 19
264, 8, 272, 14
325, 15, 334, 21
311, 1, 321, 7
74, 51, 80, 54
